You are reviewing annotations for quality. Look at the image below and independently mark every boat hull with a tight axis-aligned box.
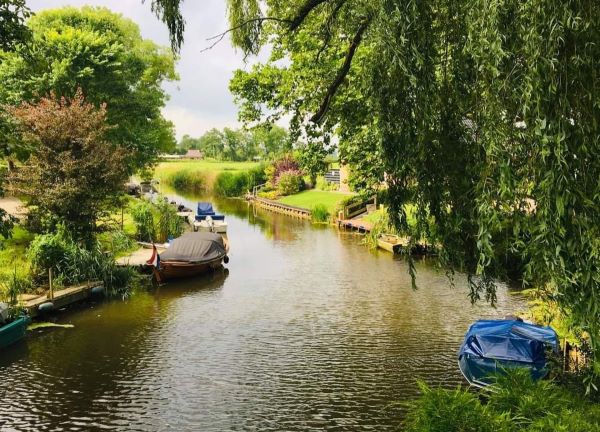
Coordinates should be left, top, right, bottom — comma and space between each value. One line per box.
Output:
0, 316, 30, 350
153, 257, 224, 282
377, 234, 404, 254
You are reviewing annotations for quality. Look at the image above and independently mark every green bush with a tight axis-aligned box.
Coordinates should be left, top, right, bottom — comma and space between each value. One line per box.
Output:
27, 226, 135, 294
164, 170, 206, 193
257, 190, 279, 200
277, 170, 304, 195
131, 200, 155, 242
311, 204, 330, 223
405, 382, 510, 432
98, 229, 136, 255
404, 370, 600, 432
315, 175, 338, 191
155, 199, 183, 242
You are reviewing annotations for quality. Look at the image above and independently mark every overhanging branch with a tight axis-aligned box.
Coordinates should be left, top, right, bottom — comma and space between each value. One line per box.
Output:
310, 19, 370, 124
289, 0, 331, 31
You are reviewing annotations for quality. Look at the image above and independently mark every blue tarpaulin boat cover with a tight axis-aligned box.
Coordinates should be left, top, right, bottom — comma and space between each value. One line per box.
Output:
458, 319, 558, 387
197, 202, 215, 215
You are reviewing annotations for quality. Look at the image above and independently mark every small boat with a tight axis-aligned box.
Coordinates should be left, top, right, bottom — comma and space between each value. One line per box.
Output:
149, 232, 229, 283
377, 234, 404, 254
194, 216, 228, 234
194, 202, 225, 221
0, 315, 30, 350
458, 319, 559, 388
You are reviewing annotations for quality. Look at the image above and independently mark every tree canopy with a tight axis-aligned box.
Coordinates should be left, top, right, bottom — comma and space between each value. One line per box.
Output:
222, 0, 600, 372
178, 125, 291, 161
7, 91, 128, 242
0, 6, 178, 172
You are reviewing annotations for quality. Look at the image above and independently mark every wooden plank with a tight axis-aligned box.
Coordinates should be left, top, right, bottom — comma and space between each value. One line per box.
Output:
21, 281, 103, 318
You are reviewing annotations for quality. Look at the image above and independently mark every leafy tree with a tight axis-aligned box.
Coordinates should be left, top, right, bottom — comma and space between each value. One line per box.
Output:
6, 90, 129, 243
0, 0, 31, 51
222, 0, 600, 375
0, 6, 177, 173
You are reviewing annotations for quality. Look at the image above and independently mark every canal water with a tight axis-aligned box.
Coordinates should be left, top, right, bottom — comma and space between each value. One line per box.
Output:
0, 193, 525, 431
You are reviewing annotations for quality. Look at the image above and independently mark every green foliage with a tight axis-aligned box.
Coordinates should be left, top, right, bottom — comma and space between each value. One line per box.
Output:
178, 126, 290, 161
0, 0, 31, 52
405, 371, 600, 431
6, 91, 129, 242
214, 163, 267, 197
277, 170, 304, 196
405, 382, 510, 432
0, 6, 177, 172
164, 170, 206, 193
154, 198, 183, 243
98, 229, 137, 257
315, 175, 338, 191
27, 225, 134, 293
131, 201, 155, 242
0, 268, 30, 320
311, 204, 330, 223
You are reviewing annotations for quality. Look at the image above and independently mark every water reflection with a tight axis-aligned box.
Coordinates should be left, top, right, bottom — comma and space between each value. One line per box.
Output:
0, 189, 525, 431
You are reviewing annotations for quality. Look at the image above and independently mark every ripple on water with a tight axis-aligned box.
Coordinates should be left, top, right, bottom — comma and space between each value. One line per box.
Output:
0, 201, 525, 431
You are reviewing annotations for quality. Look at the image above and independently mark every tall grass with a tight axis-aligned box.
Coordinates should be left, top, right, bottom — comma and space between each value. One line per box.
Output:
311, 204, 330, 223
164, 170, 207, 193
214, 164, 267, 197
404, 370, 600, 432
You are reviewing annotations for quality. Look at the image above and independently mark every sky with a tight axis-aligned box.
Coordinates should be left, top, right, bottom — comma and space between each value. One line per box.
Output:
28, 0, 267, 140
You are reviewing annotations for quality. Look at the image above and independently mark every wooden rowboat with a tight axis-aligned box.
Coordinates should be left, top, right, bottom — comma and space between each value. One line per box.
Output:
377, 234, 405, 254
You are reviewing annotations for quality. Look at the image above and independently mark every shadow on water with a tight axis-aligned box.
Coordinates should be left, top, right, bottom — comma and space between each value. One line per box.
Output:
0, 186, 527, 431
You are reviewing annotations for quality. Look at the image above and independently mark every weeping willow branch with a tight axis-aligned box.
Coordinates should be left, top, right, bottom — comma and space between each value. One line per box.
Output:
310, 19, 370, 124
145, 0, 185, 53
201, 17, 292, 53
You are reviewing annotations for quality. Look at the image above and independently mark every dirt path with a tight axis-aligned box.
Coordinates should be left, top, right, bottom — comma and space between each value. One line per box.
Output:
0, 197, 27, 219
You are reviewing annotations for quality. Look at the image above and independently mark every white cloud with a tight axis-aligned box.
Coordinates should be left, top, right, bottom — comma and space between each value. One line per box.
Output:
27, 0, 269, 140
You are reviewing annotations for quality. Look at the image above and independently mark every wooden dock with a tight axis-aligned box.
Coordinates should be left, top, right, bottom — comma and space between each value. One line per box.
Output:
253, 197, 312, 219
338, 218, 373, 233
20, 281, 104, 318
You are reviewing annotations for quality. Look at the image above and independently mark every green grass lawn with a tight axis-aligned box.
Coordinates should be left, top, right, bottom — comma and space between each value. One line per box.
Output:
277, 190, 353, 214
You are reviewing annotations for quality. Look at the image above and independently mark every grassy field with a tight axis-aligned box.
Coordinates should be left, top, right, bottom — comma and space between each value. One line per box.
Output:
277, 190, 353, 214
154, 160, 260, 188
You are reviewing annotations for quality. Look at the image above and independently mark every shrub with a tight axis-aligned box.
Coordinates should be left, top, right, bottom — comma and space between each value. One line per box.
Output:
27, 227, 135, 294
277, 169, 304, 195
315, 175, 338, 191
404, 370, 600, 432
404, 381, 510, 432
311, 204, 330, 223
257, 190, 280, 200
98, 229, 136, 255
131, 201, 155, 242
155, 199, 183, 242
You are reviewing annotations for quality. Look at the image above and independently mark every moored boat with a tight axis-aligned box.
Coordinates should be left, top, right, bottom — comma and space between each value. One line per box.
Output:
458, 319, 559, 388
377, 234, 404, 254
0, 315, 30, 350
194, 215, 228, 233
148, 232, 229, 283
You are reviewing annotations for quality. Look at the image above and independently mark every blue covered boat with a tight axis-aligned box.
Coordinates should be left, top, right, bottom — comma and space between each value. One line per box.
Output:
458, 319, 559, 388
194, 202, 225, 222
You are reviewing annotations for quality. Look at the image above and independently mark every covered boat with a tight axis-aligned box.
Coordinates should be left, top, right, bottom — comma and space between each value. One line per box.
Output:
195, 202, 225, 222
151, 232, 229, 282
458, 319, 559, 388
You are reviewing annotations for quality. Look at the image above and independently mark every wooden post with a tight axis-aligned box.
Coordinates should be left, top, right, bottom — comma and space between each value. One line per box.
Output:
48, 268, 54, 300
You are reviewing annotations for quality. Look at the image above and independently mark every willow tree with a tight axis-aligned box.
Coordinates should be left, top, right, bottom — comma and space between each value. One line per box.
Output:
205, 0, 599, 372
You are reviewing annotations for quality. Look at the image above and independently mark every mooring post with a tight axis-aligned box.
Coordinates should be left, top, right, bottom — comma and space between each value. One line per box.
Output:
48, 268, 54, 300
